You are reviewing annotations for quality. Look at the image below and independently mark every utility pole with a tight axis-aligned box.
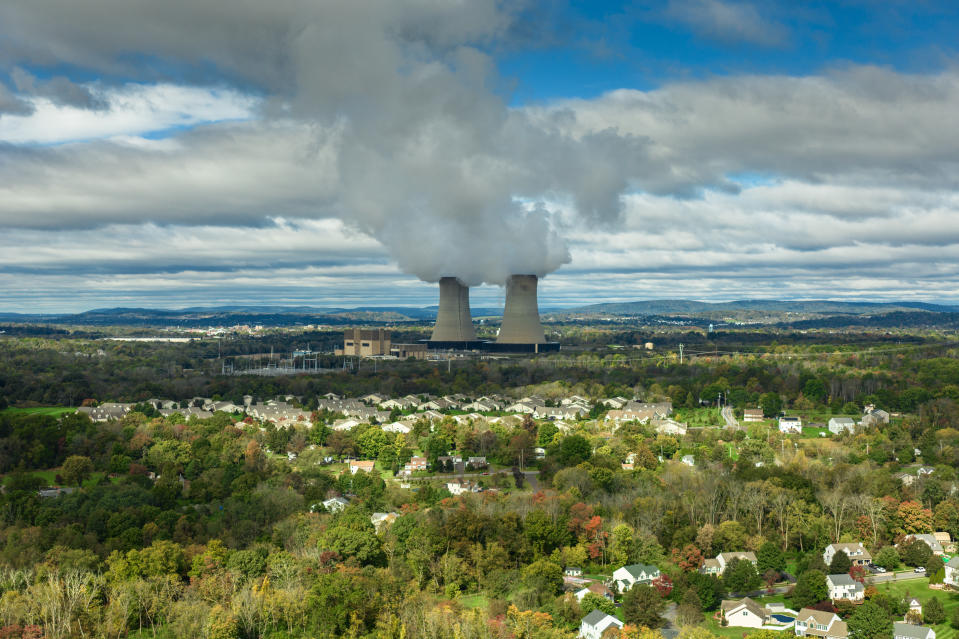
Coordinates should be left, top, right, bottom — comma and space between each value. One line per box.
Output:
679, 343, 684, 364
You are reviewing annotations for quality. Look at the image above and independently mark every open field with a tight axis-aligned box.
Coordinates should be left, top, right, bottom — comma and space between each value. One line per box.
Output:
876, 580, 959, 639
0, 406, 75, 417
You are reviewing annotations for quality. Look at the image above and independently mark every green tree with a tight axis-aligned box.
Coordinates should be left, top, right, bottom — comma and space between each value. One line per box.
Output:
759, 393, 782, 417
874, 546, 899, 571
581, 592, 616, 617
521, 559, 563, 596
622, 584, 664, 628
757, 541, 785, 574
723, 558, 760, 594
900, 537, 932, 567
848, 601, 892, 639
792, 570, 828, 609
925, 597, 945, 625
558, 435, 592, 466
60, 454, 94, 486
321, 508, 384, 566
829, 549, 852, 574
803, 379, 827, 404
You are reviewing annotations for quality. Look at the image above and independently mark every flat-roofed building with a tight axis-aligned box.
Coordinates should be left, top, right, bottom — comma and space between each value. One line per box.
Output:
336, 329, 391, 357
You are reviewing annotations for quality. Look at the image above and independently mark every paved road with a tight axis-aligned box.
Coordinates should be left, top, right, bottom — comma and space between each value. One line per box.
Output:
868, 571, 928, 584
721, 405, 740, 429
401, 469, 541, 491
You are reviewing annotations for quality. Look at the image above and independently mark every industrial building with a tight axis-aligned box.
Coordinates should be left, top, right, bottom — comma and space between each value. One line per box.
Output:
335, 328, 391, 357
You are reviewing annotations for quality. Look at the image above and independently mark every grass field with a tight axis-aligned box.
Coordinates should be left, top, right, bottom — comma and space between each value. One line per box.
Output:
2, 469, 120, 488
0, 406, 75, 417
459, 594, 489, 609
875, 580, 959, 639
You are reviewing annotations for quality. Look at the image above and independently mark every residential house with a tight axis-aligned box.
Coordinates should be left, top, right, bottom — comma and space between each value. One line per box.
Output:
828, 417, 856, 435
918, 466, 936, 477
370, 512, 400, 532
826, 574, 864, 602
602, 397, 630, 409
743, 409, 764, 422
446, 479, 481, 496
574, 583, 614, 602
906, 599, 922, 620
579, 610, 623, 639
681, 455, 695, 467
943, 557, 959, 587
612, 563, 660, 591
77, 403, 134, 422
332, 418, 362, 431
562, 395, 590, 406
904, 534, 944, 555
720, 598, 767, 628
701, 552, 754, 576
381, 421, 411, 434
894, 623, 935, 639
794, 609, 848, 639
823, 543, 871, 567
322, 497, 349, 513
534, 447, 547, 459
934, 532, 955, 553
349, 460, 376, 474
564, 567, 583, 577
779, 416, 803, 434
654, 418, 688, 436
405, 457, 428, 472
467, 456, 487, 468
361, 394, 385, 404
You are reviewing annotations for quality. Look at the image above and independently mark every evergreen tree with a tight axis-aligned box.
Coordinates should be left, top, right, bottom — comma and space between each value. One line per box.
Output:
757, 541, 785, 574
623, 585, 664, 628
829, 550, 852, 574
848, 601, 892, 639
925, 597, 945, 625
792, 570, 828, 609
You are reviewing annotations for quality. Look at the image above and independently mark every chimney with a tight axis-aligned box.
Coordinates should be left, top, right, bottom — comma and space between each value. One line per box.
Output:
497, 274, 546, 344
430, 277, 477, 342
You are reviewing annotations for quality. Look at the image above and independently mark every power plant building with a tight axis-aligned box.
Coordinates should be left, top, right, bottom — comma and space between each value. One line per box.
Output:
336, 328, 391, 357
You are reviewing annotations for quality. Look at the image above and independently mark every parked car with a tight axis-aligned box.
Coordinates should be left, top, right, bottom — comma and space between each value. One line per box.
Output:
914, 567, 926, 573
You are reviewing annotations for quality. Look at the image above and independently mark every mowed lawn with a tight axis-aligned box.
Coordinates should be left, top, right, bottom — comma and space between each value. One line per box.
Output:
0, 406, 75, 417
876, 580, 959, 639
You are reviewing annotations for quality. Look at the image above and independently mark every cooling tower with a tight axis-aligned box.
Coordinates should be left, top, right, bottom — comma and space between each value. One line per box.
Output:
430, 277, 477, 342
497, 274, 546, 344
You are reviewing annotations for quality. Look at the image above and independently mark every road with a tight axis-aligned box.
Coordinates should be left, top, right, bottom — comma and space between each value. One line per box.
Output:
401, 469, 541, 491
867, 570, 928, 584
721, 405, 740, 429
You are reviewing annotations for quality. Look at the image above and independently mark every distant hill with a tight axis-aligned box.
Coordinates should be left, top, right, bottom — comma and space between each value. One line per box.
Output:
556, 299, 959, 316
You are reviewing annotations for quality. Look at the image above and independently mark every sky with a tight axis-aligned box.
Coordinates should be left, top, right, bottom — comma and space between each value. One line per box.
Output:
2, 1, 959, 313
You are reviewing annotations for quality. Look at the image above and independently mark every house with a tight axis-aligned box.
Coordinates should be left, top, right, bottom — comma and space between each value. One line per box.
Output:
446, 479, 480, 496
826, 574, 864, 602
823, 543, 871, 567
574, 583, 614, 602
720, 598, 767, 628
918, 466, 935, 477
467, 456, 488, 468
794, 608, 848, 638
564, 567, 583, 577
322, 496, 349, 513
779, 416, 803, 434
701, 552, 758, 576
904, 534, 944, 555
743, 409, 764, 422
602, 397, 630, 409
381, 421, 411, 434
405, 457, 427, 472
896, 472, 916, 487
828, 417, 856, 435
906, 599, 922, 619
332, 418, 362, 431
862, 405, 891, 427
681, 455, 695, 467
612, 563, 660, 591
534, 447, 547, 459
934, 531, 955, 553
894, 623, 935, 639
579, 610, 623, 639
654, 418, 688, 436
943, 557, 959, 587
349, 460, 376, 474
371, 512, 400, 532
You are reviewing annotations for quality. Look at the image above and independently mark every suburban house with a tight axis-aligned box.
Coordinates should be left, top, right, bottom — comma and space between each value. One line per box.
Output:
904, 534, 944, 555
322, 496, 349, 513
348, 460, 376, 474
894, 623, 935, 639
612, 563, 661, 591
445, 479, 480, 496
467, 456, 488, 468
743, 409, 764, 422
794, 608, 848, 639
404, 457, 428, 473
934, 532, 955, 553
370, 512, 399, 532
828, 417, 856, 435
654, 418, 688, 436
564, 567, 583, 577
579, 610, 623, 639
701, 552, 758, 576
721, 598, 767, 628
778, 416, 803, 434
861, 405, 891, 428
381, 421, 411, 434
574, 583, 614, 602
826, 574, 864, 602
943, 557, 959, 587
823, 543, 871, 567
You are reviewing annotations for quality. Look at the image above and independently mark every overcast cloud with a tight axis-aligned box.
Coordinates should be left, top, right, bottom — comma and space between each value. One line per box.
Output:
0, 1, 958, 311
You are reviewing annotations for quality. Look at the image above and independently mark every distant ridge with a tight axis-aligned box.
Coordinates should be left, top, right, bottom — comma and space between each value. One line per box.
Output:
1, 299, 958, 327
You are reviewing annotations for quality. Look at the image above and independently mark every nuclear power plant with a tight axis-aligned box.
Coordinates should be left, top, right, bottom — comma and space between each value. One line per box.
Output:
424, 274, 559, 353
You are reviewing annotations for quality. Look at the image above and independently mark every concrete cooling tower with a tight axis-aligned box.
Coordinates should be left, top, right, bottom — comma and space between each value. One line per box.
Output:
430, 277, 477, 342
497, 274, 547, 344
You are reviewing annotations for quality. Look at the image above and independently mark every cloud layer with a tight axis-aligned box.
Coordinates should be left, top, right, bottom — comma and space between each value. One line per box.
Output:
0, 2, 958, 310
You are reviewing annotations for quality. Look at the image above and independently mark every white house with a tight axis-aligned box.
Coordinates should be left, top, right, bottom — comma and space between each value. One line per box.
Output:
944, 556, 959, 587
612, 563, 660, 591
720, 598, 767, 628
823, 542, 871, 567
580, 610, 623, 639
904, 534, 944, 555
381, 421, 411, 434
828, 417, 856, 435
779, 416, 803, 434
743, 409, 765, 422
701, 551, 758, 576
446, 479, 480, 496
826, 574, 864, 602
349, 460, 376, 474
322, 496, 349, 513
894, 623, 935, 639
795, 608, 848, 638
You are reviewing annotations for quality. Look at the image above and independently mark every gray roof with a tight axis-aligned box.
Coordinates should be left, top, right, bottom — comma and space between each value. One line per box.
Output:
582, 609, 612, 626
621, 563, 659, 578
894, 623, 932, 639
827, 573, 856, 586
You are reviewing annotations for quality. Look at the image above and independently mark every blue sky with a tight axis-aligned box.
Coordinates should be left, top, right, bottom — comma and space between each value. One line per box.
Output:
2, 0, 959, 312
